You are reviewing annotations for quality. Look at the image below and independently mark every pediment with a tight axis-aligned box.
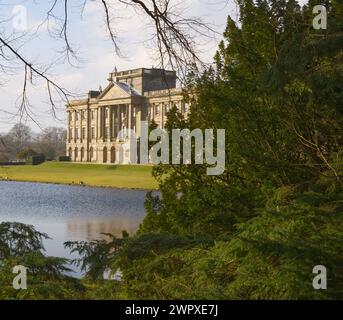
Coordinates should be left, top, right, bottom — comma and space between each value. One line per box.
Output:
98, 82, 140, 101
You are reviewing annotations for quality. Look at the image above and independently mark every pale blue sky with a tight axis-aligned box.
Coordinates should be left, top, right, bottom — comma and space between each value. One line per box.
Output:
0, 0, 308, 132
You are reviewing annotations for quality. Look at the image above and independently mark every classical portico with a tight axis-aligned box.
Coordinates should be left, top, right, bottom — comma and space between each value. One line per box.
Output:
66, 68, 187, 164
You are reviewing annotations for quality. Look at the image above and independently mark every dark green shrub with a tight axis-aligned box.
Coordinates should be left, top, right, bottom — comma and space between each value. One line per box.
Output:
58, 156, 71, 162
26, 154, 45, 165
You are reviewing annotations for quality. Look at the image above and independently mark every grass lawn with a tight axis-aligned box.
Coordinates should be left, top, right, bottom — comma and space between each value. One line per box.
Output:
0, 162, 158, 190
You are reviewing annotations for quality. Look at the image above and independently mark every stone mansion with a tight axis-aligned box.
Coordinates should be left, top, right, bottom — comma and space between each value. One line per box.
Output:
66, 68, 188, 164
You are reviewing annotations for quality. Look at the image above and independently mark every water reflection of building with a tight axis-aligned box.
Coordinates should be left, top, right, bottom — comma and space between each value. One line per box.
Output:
66, 217, 141, 240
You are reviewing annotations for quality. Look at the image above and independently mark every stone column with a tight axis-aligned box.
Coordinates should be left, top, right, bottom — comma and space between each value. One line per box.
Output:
98, 107, 102, 140
108, 148, 111, 164
95, 108, 98, 141
119, 105, 123, 131
67, 112, 70, 141
73, 110, 77, 143
128, 103, 132, 138
114, 107, 117, 138
110, 106, 113, 141
101, 107, 103, 140
79, 109, 82, 142
116, 106, 120, 140
127, 104, 130, 129
136, 105, 141, 138
66, 111, 70, 157
86, 106, 90, 162
103, 107, 106, 141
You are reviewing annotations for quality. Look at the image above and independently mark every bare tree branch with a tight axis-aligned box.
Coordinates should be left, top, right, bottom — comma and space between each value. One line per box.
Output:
0, 0, 219, 124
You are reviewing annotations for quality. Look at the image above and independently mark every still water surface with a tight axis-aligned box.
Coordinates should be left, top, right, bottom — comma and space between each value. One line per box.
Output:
0, 181, 147, 276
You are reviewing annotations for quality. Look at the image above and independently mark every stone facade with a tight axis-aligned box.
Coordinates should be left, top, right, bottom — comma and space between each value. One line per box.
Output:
66, 68, 188, 164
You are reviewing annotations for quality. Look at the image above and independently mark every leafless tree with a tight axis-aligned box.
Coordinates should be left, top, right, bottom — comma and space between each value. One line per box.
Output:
0, 123, 67, 160
36, 127, 67, 159
0, 123, 33, 159
0, 0, 220, 124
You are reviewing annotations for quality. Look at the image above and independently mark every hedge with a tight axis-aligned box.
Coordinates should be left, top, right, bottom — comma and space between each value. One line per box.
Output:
26, 155, 45, 165
58, 156, 71, 162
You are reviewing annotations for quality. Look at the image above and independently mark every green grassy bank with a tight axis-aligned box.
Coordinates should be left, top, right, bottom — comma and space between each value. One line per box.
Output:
0, 162, 158, 190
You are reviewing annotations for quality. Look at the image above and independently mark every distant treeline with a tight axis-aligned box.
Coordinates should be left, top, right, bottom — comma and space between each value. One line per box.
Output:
0, 123, 66, 162
0, 162, 25, 166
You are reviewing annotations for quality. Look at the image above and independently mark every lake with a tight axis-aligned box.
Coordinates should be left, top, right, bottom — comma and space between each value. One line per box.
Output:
0, 181, 148, 277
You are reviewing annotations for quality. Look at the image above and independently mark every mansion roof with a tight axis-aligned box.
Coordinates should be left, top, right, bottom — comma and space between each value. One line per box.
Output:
67, 67, 183, 108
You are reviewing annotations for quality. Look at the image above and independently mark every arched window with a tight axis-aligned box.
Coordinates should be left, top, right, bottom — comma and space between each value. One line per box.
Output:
68, 148, 72, 158
74, 148, 78, 161
103, 147, 108, 163
111, 147, 116, 163
81, 147, 85, 162
90, 147, 94, 161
